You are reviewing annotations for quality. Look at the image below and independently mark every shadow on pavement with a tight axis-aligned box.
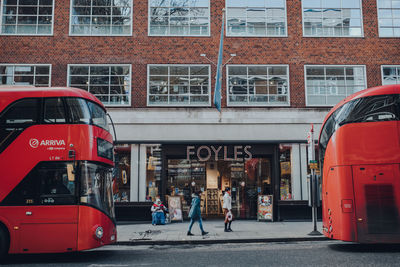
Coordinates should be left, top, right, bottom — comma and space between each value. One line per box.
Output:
0, 250, 118, 265
328, 243, 400, 253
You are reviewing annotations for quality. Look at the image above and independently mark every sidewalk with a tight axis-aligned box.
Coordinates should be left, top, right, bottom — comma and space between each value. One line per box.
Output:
116, 220, 327, 245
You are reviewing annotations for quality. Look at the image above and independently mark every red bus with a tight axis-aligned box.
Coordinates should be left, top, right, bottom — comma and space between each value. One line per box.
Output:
0, 87, 116, 258
319, 84, 400, 243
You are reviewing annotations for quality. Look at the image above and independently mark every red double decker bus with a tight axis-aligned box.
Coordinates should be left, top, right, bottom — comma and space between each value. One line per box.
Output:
0, 87, 116, 258
319, 84, 400, 243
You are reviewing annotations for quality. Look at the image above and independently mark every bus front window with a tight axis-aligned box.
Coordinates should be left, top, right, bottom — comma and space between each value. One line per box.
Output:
87, 101, 109, 131
80, 162, 115, 219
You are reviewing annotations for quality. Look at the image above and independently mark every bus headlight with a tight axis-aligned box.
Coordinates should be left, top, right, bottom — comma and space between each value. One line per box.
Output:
94, 226, 104, 239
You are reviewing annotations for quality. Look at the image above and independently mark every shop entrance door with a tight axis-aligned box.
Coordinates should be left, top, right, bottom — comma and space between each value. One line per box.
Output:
219, 158, 273, 219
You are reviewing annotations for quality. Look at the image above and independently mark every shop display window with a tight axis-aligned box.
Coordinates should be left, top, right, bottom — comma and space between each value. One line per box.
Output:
166, 156, 271, 219
146, 145, 162, 202
113, 145, 131, 202
279, 144, 293, 200
167, 159, 206, 215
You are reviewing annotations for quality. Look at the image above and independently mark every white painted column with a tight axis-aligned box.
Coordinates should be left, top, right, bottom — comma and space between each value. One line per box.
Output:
130, 144, 139, 202
291, 144, 302, 200
139, 144, 148, 201
300, 144, 309, 201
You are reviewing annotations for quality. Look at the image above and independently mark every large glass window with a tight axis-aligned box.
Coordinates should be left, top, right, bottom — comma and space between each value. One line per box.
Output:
70, 0, 132, 35
227, 65, 289, 106
302, 0, 363, 37
148, 65, 210, 106
0, 0, 54, 35
279, 144, 293, 200
226, 0, 287, 36
377, 0, 400, 37
68, 64, 131, 106
113, 145, 131, 202
305, 65, 366, 106
80, 161, 115, 218
146, 145, 162, 202
382, 65, 400, 84
0, 64, 51, 86
149, 0, 210, 36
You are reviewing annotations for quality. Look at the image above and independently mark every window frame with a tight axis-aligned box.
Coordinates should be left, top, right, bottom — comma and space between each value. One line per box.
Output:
67, 64, 132, 107
147, 64, 212, 107
148, 0, 211, 37
304, 64, 367, 107
225, 0, 288, 37
377, 0, 400, 38
69, 0, 133, 36
301, 0, 364, 38
226, 64, 290, 107
381, 65, 400, 84
0, 63, 52, 86
0, 0, 55, 36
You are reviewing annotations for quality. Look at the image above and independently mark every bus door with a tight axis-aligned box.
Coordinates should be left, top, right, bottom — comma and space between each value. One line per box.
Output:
352, 164, 400, 243
15, 163, 79, 253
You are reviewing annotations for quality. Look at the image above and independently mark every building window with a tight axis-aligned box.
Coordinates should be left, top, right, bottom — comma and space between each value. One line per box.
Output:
305, 65, 366, 106
302, 0, 363, 37
70, 0, 132, 35
226, 0, 287, 36
382, 65, 400, 84
68, 64, 131, 107
378, 0, 400, 37
148, 65, 210, 106
0, 0, 54, 35
149, 0, 210, 36
0, 64, 51, 86
227, 65, 289, 106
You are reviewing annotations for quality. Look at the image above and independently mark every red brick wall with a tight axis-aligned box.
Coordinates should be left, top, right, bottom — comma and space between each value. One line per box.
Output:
0, 0, 399, 108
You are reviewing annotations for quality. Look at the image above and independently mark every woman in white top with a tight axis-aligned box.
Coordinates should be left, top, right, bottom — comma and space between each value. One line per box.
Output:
223, 187, 233, 232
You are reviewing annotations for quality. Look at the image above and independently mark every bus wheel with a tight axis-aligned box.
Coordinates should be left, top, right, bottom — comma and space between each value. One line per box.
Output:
0, 226, 9, 260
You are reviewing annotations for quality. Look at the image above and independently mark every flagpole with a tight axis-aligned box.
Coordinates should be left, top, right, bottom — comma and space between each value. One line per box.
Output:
214, 8, 225, 122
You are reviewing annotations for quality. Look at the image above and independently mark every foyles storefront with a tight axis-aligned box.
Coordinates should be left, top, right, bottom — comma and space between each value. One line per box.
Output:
112, 142, 316, 221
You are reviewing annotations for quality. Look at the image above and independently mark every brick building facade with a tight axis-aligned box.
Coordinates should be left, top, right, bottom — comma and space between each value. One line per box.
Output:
1, 0, 399, 221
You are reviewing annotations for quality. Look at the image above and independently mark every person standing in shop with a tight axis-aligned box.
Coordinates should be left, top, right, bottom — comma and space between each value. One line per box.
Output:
187, 191, 208, 236
223, 187, 233, 232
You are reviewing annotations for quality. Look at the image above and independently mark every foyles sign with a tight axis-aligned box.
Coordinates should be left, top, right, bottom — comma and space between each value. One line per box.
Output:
186, 145, 252, 162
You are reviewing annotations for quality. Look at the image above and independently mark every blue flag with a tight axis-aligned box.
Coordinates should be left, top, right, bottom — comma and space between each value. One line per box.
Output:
214, 11, 225, 112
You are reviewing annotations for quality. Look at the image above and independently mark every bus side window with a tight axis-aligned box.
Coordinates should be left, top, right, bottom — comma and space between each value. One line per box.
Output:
38, 163, 77, 205
0, 98, 39, 125
0, 170, 38, 206
43, 98, 66, 124
65, 98, 91, 124
0, 98, 40, 153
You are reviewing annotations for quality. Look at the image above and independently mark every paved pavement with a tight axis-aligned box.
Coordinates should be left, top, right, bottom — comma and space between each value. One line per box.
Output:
116, 220, 327, 245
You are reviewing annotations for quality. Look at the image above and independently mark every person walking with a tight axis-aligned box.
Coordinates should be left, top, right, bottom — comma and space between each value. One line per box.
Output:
187, 191, 208, 236
223, 187, 233, 232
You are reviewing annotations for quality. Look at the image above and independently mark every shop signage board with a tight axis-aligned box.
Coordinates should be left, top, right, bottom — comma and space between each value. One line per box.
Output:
257, 195, 273, 221
207, 175, 218, 189
168, 196, 183, 222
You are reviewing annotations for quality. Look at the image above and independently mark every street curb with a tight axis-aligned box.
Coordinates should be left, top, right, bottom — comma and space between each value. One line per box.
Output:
114, 237, 329, 246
